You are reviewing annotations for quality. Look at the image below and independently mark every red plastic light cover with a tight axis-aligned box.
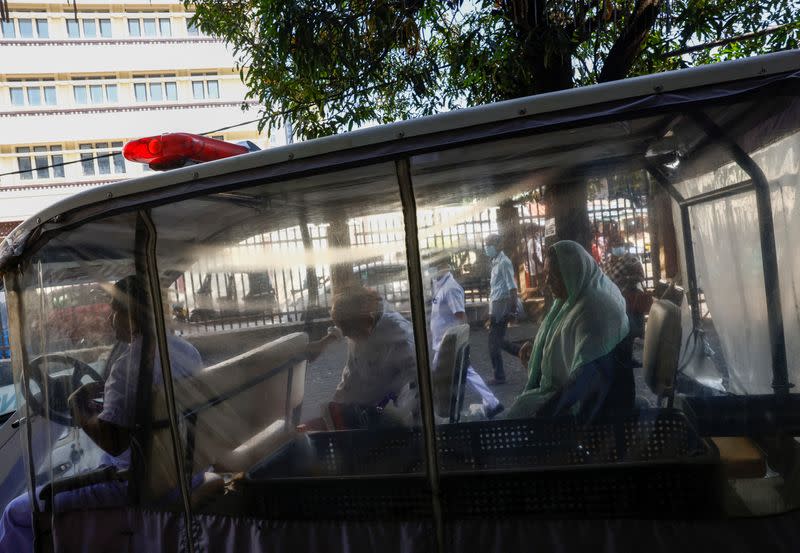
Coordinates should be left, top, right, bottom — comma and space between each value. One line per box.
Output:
122, 133, 249, 170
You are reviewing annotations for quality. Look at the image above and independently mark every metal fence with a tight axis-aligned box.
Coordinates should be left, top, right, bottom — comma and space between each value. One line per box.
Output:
163, 188, 655, 333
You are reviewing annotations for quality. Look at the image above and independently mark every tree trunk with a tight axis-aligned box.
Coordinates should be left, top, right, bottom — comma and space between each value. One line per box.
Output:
598, 0, 663, 83
497, 200, 524, 287
652, 183, 679, 278
546, 179, 592, 252
327, 215, 355, 296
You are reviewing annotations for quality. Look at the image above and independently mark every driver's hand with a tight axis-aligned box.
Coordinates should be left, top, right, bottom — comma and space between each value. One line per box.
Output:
68, 381, 104, 422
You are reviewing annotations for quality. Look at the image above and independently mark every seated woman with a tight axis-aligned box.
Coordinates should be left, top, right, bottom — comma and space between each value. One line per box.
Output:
506, 240, 633, 422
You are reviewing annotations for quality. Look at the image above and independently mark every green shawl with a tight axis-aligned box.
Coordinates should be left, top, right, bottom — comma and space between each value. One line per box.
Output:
507, 240, 629, 418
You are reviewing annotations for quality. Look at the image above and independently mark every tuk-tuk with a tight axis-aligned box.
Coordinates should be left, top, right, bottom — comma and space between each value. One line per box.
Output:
1, 51, 799, 552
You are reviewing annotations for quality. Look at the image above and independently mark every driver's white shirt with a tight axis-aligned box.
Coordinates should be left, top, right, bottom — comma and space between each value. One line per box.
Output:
97, 334, 202, 468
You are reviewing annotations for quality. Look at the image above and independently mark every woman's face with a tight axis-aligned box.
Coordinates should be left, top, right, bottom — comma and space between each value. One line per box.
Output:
545, 253, 568, 300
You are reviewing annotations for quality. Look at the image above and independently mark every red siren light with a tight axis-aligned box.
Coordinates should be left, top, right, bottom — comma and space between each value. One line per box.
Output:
122, 133, 250, 171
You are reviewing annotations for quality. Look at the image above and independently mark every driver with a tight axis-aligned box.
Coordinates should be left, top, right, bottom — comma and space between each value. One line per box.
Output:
0, 275, 202, 552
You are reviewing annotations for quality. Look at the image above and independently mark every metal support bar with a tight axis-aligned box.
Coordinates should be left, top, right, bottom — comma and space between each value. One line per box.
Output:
131, 215, 156, 507
139, 210, 197, 552
680, 179, 755, 208
679, 206, 703, 331
644, 160, 685, 203
395, 158, 444, 553
690, 112, 791, 395
3, 270, 47, 553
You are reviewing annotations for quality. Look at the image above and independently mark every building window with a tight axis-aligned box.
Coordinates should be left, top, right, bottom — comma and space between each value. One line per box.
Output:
66, 19, 79, 38
143, 18, 157, 36
111, 141, 126, 173
159, 18, 172, 37
36, 19, 49, 38
83, 19, 97, 38
16, 146, 64, 180
8, 81, 57, 107
67, 18, 112, 38
79, 142, 126, 176
2, 18, 49, 38
127, 19, 140, 36
186, 15, 200, 37
1, 20, 14, 38
106, 84, 118, 102
192, 77, 220, 100
44, 87, 57, 105
99, 19, 112, 37
133, 75, 178, 102
72, 78, 118, 105
128, 16, 172, 37
18, 19, 33, 38
9, 88, 24, 106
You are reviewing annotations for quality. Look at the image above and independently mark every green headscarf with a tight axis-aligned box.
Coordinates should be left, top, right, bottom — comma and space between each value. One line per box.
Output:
507, 240, 629, 418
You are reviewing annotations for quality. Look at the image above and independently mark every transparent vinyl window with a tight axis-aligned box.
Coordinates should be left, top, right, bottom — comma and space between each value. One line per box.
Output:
13, 213, 185, 544
150, 162, 424, 518
409, 98, 800, 519
411, 119, 663, 432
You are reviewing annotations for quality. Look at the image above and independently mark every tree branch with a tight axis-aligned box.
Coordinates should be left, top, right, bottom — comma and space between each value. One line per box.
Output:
660, 22, 798, 58
597, 0, 662, 82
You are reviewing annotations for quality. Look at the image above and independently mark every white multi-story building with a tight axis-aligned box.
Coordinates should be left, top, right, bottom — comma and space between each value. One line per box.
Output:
0, 1, 276, 238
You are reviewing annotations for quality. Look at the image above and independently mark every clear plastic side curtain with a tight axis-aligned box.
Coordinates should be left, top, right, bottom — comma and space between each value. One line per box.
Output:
673, 102, 800, 395
148, 162, 431, 544
5, 212, 189, 552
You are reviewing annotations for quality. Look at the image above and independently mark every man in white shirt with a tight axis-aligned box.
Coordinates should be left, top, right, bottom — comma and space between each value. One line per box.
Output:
484, 234, 519, 385
70, 276, 203, 466
329, 287, 418, 416
430, 259, 503, 418
0, 276, 203, 552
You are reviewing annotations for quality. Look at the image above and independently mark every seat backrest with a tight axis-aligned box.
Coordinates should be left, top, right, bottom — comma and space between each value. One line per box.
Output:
145, 332, 308, 499
642, 300, 682, 403
432, 324, 470, 422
